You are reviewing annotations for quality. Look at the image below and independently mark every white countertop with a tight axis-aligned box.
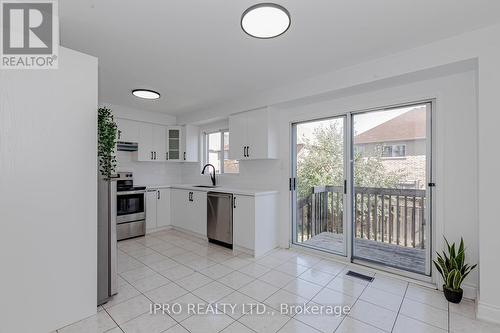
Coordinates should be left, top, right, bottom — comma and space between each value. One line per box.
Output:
139, 184, 278, 196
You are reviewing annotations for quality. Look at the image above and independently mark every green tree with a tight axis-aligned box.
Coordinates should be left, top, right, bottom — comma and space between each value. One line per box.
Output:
297, 122, 405, 199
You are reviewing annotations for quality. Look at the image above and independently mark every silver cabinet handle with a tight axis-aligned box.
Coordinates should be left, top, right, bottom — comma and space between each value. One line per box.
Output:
157, 190, 160, 200
151, 151, 154, 160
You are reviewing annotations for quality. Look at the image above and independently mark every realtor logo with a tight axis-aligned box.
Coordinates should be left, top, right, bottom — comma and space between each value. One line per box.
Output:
1, 0, 58, 69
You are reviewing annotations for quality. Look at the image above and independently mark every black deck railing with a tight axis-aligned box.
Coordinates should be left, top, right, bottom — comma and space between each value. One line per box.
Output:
296, 186, 426, 249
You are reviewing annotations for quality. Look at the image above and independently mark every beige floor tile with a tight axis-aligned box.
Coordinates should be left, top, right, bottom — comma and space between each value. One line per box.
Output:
107, 295, 152, 324
349, 300, 397, 332
239, 312, 290, 333
360, 286, 404, 311
176, 272, 213, 291
180, 313, 234, 333
239, 279, 280, 302
335, 317, 385, 333
218, 271, 255, 289
120, 312, 177, 333
326, 276, 366, 298
192, 281, 234, 303
400, 298, 448, 330
58, 311, 116, 333
299, 268, 335, 286
283, 278, 323, 300
393, 314, 447, 333
259, 270, 295, 288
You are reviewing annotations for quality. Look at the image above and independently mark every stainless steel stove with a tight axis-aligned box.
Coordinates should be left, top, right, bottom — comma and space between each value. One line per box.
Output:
116, 172, 146, 240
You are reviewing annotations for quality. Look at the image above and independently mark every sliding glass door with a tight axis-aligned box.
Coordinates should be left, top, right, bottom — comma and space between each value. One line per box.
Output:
291, 102, 432, 276
351, 103, 431, 275
291, 116, 347, 255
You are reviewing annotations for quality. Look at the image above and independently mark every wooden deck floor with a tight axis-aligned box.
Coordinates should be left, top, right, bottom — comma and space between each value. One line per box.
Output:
301, 232, 426, 274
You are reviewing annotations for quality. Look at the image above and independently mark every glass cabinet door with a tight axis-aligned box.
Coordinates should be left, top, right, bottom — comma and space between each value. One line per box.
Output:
167, 128, 181, 160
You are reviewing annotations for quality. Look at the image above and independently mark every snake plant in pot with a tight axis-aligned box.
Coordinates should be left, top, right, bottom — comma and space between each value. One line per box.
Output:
433, 237, 476, 303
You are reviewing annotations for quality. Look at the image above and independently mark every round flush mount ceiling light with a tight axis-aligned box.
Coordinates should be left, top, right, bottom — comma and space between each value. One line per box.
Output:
241, 3, 291, 39
132, 89, 160, 100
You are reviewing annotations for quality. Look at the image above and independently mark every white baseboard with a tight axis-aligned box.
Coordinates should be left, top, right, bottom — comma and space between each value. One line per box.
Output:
477, 300, 500, 324
233, 245, 254, 257
170, 226, 208, 241
146, 225, 172, 234
461, 283, 477, 300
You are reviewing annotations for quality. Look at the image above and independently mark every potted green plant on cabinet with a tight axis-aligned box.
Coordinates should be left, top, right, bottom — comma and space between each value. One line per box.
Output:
433, 237, 477, 303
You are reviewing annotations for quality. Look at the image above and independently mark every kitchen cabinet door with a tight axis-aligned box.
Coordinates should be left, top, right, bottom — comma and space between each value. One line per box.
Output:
145, 190, 158, 231
233, 195, 255, 251
171, 189, 190, 228
182, 125, 199, 162
188, 190, 207, 236
152, 124, 166, 161
116, 118, 139, 143
246, 109, 269, 159
228, 113, 247, 160
156, 188, 171, 227
166, 126, 182, 161
137, 122, 154, 161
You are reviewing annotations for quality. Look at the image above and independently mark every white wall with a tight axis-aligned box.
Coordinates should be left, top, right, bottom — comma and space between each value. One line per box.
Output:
0, 47, 98, 332
117, 150, 182, 186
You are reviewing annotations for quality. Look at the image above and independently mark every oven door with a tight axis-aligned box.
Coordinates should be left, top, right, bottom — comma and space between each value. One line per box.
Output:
116, 191, 145, 224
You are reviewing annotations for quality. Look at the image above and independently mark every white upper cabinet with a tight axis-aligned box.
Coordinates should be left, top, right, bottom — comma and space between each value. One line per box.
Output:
166, 125, 199, 162
137, 122, 154, 161
116, 118, 139, 143
229, 107, 277, 160
229, 113, 247, 160
182, 125, 199, 162
136, 122, 166, 161
116, 118, 199, 163
152, 124, 166, 161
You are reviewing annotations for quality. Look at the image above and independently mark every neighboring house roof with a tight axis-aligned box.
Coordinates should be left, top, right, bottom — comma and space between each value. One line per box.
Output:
354, 107, 426, 144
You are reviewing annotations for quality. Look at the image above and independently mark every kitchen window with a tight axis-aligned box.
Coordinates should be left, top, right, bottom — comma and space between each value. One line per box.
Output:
205, 129, 239, 174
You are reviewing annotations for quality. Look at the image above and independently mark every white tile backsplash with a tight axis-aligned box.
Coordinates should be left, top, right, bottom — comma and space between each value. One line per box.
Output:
117, 150, 182, 186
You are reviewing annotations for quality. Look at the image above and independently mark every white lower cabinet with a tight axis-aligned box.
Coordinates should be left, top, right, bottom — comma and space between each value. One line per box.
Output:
156, 189, 171, 227
146, 188, 171, 232
171, 189, 207, 236
233, 193, 278, 257
146, 189, 157, 231
233, 195, 255, 251
169, 188, 277, 256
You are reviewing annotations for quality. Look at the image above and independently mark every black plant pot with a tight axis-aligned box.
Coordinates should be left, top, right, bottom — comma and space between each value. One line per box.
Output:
443, 285, 463, 303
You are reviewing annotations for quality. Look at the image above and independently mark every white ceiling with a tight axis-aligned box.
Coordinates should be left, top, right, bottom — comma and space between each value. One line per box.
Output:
60, 0, 500, 115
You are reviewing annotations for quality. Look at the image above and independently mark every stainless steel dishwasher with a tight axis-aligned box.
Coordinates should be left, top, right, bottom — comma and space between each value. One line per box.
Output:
207, 192, 233, 248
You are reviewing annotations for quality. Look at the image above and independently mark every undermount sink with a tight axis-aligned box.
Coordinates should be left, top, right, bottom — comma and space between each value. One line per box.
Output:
193, 185, 218, 188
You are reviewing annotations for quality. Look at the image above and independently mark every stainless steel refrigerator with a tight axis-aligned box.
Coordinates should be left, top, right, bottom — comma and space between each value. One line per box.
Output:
97, 176, 117, 305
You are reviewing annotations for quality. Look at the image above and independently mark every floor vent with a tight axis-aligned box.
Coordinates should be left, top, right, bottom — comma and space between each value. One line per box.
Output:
346, 270, 374, 282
